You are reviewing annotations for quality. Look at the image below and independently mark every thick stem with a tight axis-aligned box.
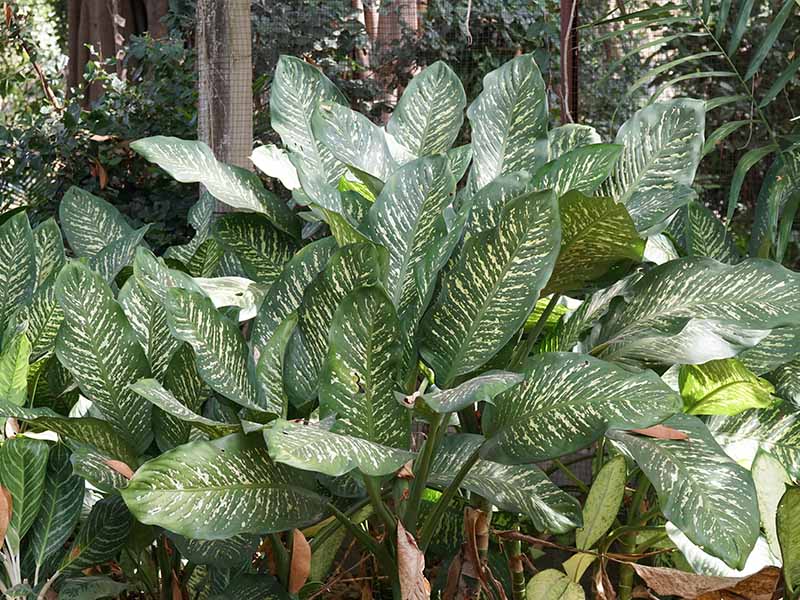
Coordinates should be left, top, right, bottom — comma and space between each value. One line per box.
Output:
270, 533, 290, 587
365, 476, 396, 544
504, 528, 526, 600
403, 412, 444, 534
509, 295, 561, 370
618, 475, 651, 600
157, 535, 174, 600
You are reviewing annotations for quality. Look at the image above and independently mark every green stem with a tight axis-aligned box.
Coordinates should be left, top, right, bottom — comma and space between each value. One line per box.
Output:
618, 475, 650, 600
157, 535, 174, 600
309, 495, 373, 552
365, 476, 396, 542
270, 533, 290, 588
509, 294, 561, 370
553, 459, 589, 494
634, 532, 668, 554
403, 412, 444, 535
418, 444, 482, 552
503, 526, 526, 600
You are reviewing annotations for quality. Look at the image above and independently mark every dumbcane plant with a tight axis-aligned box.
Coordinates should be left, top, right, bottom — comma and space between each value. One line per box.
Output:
0, 52, 798, 599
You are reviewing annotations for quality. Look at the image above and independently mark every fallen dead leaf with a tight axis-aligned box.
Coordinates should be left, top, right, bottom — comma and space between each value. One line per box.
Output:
594, 563, 617, 600
288, 529, 311, 594
629, 425, 689, 440
631, 564, 780, 600
0, 486, 12, 547
104, 459, 134, 479
397, 461, 415, 479
397, 520, 431, 600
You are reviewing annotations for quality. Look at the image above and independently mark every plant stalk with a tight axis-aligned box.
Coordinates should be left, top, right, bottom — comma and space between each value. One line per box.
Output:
403, 412, 444, 535
365, 475, 396, 543
503, 526, 526, 599
509, 294, 561, 370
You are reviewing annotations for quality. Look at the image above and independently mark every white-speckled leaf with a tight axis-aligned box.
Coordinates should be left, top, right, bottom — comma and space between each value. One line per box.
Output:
672, 201, 739, 263
208, 574, 289, 600
55, 263, 152, 453
319, 287, 408, 448
70, 444, 131, 493
60, 495, 132, 572
679, 358, 777, 415
738, 326, 800, 375
59, 186, 135, 257
447, 144, 473, 182
429, 434, 581, 534
88, 226, 150, 283
165, 193, 216, 264
265, 419, 414, 477
593, 257, 800, 367
422, 371, 524, 414
769, 358, 800, 410
254, 315, 296, 418
465, 171, 533, 234
387, 61, 466, 160
603, 99, 705, 233
530, 144, 623, 197
608, 413, 760, 569
121, 433, 327, 539
482, 352, 681, 463
169, 533, 260, 569
0, 437, 49, 553
130, 379, 232, 432
251, 144, 300, 190
32, 218, 65, 288
131, 137, 298, 237
525, 569, 585, 600
0, 330, 30, 406
18, 275, 62, 360
752, 450, 791, 559
468, 54, 549, 191
421, 189, 560, 383
548, 124, 602, 160
0, 212, 36, 332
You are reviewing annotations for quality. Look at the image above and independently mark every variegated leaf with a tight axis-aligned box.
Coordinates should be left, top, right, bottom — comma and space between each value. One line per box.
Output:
32, 218, 65, 288
593, 257, 800, 366
421, 189, 560, 384
447, 144, 473, 182
18, 275, 63, 360
194, 276, 266, 321
284, 243, 385, 406
59, 186, 135, 256
530, 144, 623, 197
0, 437, 49, 553
543, 192, 643, 295
121, 434, 328, 539
165, 193, 216, 264
422, 371, 524, 414
254, 315, 296, 418
738, 326, 800, 375
169, 533, 260, 568
547, 124, 602, 160
60, 495, 132, 573
88, 225, 150, 283
429, 434, 581, 533
251, 144, 300, 191
603, 99, 705, 233
0, 212, 36, 331
55, 263, 152, 453
386, 61, 466, 160
525, 569, 585, 600
467, 53, 549, 191
671, 201, 739, 264
265, 419, 414, 477
750, 147, 800, 260
208, 574, 289, 600
0, 330, 30, 406
131, 137, 299, 237
154, 345, 209, 451
130, 379, 233, 433
778, 487, 800, 596
679, 358, 777, 415
70, 445, 130, 493
482, 352, 681, 463
213, 213, 298, 285
769, 358, 800, 409
58, 577, 128, 600
465, 171, 533, 234
609, 413, 759, 569
319, 287, 408, 448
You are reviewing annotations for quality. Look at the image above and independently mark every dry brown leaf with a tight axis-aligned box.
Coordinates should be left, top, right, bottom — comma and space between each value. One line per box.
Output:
4, 3, 13, 27
89, 134, 114, 142
104, 459, 134, 479
629, 425, 689, 440
594, 563, 617, 600
397, 461, 415, 479
171, 570, 183, 600
0, 485, 12, 548
397, 520, 431, 600
4, 417, 19, 439
96, 160, 108, 189
632, 564, 780, 600
288, 529, 311, 594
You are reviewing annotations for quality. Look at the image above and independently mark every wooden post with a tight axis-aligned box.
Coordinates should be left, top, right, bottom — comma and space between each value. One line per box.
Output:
560, 0, 579, 123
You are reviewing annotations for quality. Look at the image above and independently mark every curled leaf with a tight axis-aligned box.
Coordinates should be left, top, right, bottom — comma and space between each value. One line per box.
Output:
288, 529, 311, 594
631, 564, 780, 599
398, 520, 431, 600
104, 460, 134, 480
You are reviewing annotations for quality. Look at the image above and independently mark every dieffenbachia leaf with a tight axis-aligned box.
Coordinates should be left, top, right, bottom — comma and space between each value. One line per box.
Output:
678, 358, 777, 415
0, 212, 36, 331
319, 287, 409, 448
530, 144, 623, 197
547, 124, 602, 160
739, 326, 800, 375
55, 263, 153, 453
447, 144, 473, 182
752, 450, 791, 559
213, 213, 299, 285
255, 315, 296, 418
264, 419, 414, 477
60, 495, 132, 573
467, 53, 549, 191
165, 193, 216, 264
769, 358, 800, 410
169, 533, 260, 569
284, 243, 385, 406
603, 99, 705, 233
422, 371, 524, 414
0, 330, 30, 406
465, 171, 532, 234
251, 144, 300, 191
22, 444, 83, 578
749, 147, 800, 261
672, 201, 739, 263
386, 61, 466, 160
208, 574, 290, 600
608, 413, 760, 569
592, 257, 800, 367
525, 569, 585, 600
0, 437, 49, 553
58, 577, 129, 600
59, 186, 135, 257
70, 445, 130, 493
18, 275, 63, 360
575, 455, 626, 550
312, 102, 396, 181
429, 434, 581, 534
131, 137, 299, 237
543, 192, 644, 296
778, 487, 800, 597
421, 189, 560, 384
32, 218, 65, 288
482, 353, 681, 463
165, 288, 260, 411
122, 433, 328, 539
88, 225, 150, 283
251, 238, 336, 352
708, 405, 800, 479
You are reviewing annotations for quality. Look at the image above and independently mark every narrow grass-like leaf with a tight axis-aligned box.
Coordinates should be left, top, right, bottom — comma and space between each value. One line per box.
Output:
726, 144, 779, 222
745, 0, 796, 80
759, 54, 800, 107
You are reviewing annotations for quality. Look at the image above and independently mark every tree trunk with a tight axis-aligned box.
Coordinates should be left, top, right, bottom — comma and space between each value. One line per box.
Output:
374, 0, 419, 119
560, 0, 580, 123
196, 0, 253, 211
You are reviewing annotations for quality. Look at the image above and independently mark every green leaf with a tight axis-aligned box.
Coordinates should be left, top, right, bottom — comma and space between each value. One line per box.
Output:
58, 576, 128, 600
421, 189, 560, 383
738, 325, 800, 375
154, 345, 209, 451
482, 352, 681, 463
0, 212, 36, 331
319, 287, 408, 448
422, 371, 524, 414
60, 495, 132, 573
254, 315, 296, 418
165, 288, 260, 410
592, 257, 800, 367
608, 414, 759, 569
679, 358, 777, 415
18, 275, 63, 360
576, 455, 626, 550
673, 201, 739, 263
88, 226, 150, 283
169, 533, 260, 568
165, 193, 216, 264
465, 171, 533, 234
213, 213, 299, 285
129, 379, 235, 433
208, 574, 290, 600
131, 137, 299, 237
759, 54, 800, 107
744, 0, 796, 80
530, 144, 623, 197
122, 433, 328, 539
0, 437, 49, 553
386, 61, 466, 159
70, 445, 130, 493
23, 444, 83, 577
446, 144, 472, 182
55, 263, 152, 453
702, 120, 752, 157
604, 99, 705, 233
543, 192, 643, 295
264, 419, 414, 477
726, 144, 779, 222
778, 486, 800, 597
32, 218, 65, 288
752, 450, 791, 559
0, 330, 30, 406
59, 187, 135, 257
284, 243, 385, 406
749, 147, 800, 260
547, 124, 602, 160
769, 358, 800, 410
467, 53, 549, 191
251, 144, 300, 190
525, 569, 585, 600
429, 434, 581, 533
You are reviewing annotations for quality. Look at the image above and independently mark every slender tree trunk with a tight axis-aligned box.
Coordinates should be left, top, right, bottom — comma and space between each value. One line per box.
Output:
560, 0, 580, 123
374, 0, 419, 119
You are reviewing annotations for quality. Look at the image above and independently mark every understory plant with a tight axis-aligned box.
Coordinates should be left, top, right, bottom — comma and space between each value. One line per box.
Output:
0, 51, 798, 600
